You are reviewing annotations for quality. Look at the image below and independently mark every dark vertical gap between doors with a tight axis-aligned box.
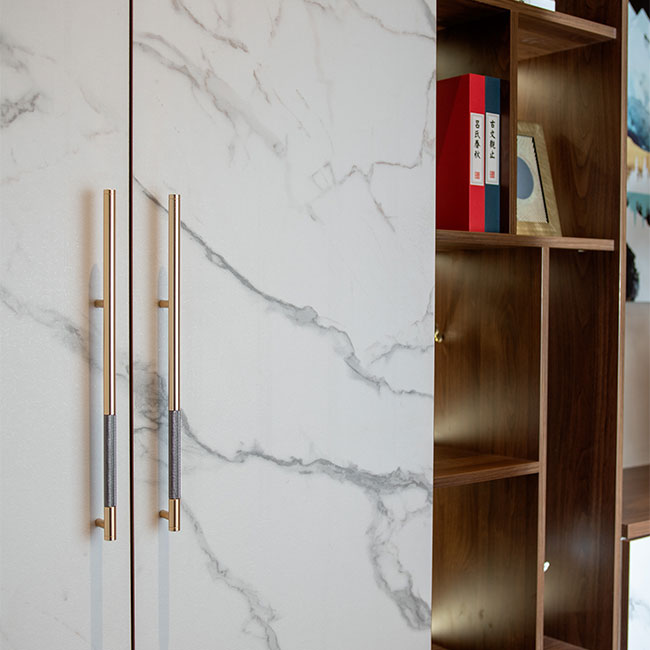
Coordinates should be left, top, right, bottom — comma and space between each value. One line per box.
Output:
129, 0, 135, 647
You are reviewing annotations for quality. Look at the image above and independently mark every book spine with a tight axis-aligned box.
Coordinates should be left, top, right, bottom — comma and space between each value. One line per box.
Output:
468, 74, 485, 232
485, 76, 501, 233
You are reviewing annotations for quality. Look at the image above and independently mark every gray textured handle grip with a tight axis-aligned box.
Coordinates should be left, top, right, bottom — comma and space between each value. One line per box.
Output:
104, 414, 116, 508
169, 410, 181, 500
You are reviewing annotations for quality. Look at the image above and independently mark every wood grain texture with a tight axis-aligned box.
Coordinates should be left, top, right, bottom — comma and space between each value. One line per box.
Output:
433, 3, 625, 649
438, 0, 615, 58
614, 3, 629, 645
545, 250, 621, 650
556, 0, 619, 27
614, 5, 628, 646
518, 41, 622, 241
432, 476, 539, 649
435, 248, 542, 462
517, 3, 614, 40
436, 231, 615, 252
543, 637, 586, 650
434, 445, 539, 487
509, 12, 519, 233
536, 247, 550, 647
622, 465, 650, 539
517, 13, 615, 60
533, 3, 625, 647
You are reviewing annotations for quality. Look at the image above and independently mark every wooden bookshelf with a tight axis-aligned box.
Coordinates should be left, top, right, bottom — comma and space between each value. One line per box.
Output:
543, 637, 586, 650
434, 631, 589, 648
438, 0, 616, 61
436, 230, 616, 252
432, 475, 539, 649
516, 9, 616, 60
622, 464, 650, 540
432, 1, 625, 649
434, 445, 539, 487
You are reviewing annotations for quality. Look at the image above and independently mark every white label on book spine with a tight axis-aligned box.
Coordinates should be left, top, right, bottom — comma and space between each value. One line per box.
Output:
470, 112, 484, 186
486, 112, 499, 186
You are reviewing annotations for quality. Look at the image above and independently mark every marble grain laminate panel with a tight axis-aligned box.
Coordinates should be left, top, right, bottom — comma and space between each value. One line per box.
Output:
628, 536, 650, 650
0, 0, 130, 648
131, 1, 436, 648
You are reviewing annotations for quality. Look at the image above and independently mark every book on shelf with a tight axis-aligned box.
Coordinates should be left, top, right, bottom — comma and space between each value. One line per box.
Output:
485, 76, 501, 233
437, 73, 485, 231
437, 73, 506, 233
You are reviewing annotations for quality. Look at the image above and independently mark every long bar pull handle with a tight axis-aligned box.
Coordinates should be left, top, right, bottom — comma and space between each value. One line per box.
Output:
94, 189, 117, 541
159, 194, 181, 532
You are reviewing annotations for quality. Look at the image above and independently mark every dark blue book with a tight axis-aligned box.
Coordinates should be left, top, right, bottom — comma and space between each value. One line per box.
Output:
484, 77, 501, 233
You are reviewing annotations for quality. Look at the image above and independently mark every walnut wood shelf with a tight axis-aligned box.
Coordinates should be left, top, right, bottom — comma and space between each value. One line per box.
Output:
433, 0, 625, 647
434, 445, 539, 488
433, 635, 589, 649
544, 637, 587, 650
438, 0, 616, 61
622, 465, 650, 540
436, 230, 616, 252
516, 8, 615, 60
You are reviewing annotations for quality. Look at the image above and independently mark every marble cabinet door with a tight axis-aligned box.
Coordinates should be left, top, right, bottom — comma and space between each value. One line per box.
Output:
0, 1, 131, 648
131, 1, 436, 648
623, 535, 650, 649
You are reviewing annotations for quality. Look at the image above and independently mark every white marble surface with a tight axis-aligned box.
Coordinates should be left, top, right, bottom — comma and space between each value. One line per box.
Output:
628, 535, 650, 650
132, 0, 435, 648
0, 1, 130, 647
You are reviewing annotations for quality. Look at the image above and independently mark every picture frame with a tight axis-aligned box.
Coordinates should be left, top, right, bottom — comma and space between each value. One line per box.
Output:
516, 121, 562, 236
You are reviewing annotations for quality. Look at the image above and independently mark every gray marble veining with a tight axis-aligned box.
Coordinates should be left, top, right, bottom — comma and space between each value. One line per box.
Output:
127, 1, 436, 648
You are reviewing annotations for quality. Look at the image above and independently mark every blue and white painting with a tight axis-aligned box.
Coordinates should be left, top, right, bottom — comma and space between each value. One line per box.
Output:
627, 0, 650, 301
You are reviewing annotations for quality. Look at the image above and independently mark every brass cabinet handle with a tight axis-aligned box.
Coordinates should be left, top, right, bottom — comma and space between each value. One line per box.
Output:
94, 189, 117, 541
159, 194, 181, 532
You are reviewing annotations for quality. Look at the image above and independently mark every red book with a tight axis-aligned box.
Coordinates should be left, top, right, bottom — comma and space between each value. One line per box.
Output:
436, 74, 486, 231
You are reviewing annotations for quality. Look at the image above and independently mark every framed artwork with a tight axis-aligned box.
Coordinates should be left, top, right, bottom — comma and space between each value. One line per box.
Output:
516, 121, 561, 237
627, 0, 650, 302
